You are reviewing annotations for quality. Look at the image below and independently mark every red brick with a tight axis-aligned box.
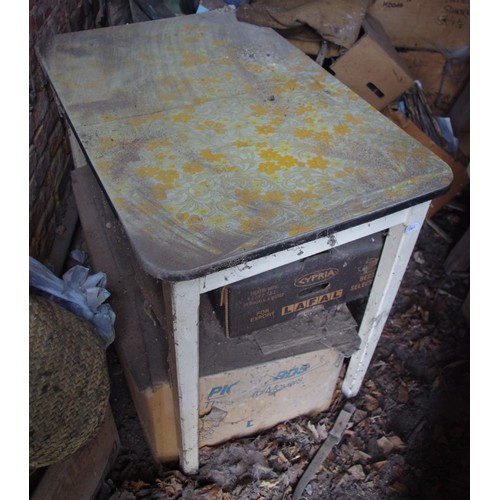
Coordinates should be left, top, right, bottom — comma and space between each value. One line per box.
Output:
30, 0, 97, 260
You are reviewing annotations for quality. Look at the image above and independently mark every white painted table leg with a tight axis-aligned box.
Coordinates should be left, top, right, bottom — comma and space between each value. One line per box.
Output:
342, 202, 430, 398
163, 279, 201, 474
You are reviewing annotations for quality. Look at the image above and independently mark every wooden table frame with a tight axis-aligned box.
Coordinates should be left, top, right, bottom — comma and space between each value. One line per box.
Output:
160, 200, 429, 474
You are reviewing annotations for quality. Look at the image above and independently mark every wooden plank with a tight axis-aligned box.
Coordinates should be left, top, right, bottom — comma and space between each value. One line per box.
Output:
44, 190, 79, 276
124, 379, 179, 463
368, 0, 470, 51
253, 304, 359, 356
381, 108, 469, 218
31, 404, 120, 500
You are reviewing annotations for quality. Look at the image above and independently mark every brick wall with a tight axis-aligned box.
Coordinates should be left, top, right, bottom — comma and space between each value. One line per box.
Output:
29, 0, 99, 265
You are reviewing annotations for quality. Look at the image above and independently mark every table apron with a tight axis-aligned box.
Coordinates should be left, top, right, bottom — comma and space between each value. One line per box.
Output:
197, 207, 425, 293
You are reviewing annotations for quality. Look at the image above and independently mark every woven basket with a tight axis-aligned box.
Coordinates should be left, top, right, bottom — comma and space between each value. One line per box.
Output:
29, 293, 110, 468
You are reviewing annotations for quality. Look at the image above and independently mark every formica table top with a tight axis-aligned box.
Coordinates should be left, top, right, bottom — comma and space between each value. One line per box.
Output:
39, 11, 452, 280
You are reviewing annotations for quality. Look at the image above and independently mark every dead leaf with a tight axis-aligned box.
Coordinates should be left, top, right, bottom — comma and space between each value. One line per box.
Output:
396, 385, 409, 403
389, 481, 408, 494
260, 442, 276, 457
156, 476, 185, 497
389, 435, 405, 451
316, 422, 328, 441
348, 464, 366, 480
335, 473, 349, 488
260, 478, 280, 488
192, 484, 226, 499
277, 451, 289, 466
353, 408, 368, 424
126, 480, 150, 493
306, 421, 319, 441
364, 394, 380, 411
373, 460, 389, 471
352, 450, 371, 464
418, 306, 430, 322
376, 436, 394, 454
413, 251, 425, 264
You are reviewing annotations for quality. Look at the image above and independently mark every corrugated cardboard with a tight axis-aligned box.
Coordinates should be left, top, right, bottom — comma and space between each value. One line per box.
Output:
398, 50, 469, 115
198, 347, 344, 447
330, 15, 414, 110
210, 233, 383, 337
135, 300, 356, 460
136, 345, 344, 460
368, 0, 469, 51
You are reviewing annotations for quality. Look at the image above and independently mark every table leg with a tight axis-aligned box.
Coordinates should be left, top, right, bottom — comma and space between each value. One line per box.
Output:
342, 202, 430, 398
163, 279, 201, 474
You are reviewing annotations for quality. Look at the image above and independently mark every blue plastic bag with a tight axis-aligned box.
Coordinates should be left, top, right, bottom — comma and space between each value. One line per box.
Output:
29, 256, 115, 348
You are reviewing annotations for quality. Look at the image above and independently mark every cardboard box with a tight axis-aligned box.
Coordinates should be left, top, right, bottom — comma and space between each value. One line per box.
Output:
139, 348, 344, 453
198, 345, 344, 447
398, 50, 469, 115
130, 353, 341, 456
210, 232, 384, 337
128, 300, 356, 460
368, 0, 470, 51
330, 15, 414, 110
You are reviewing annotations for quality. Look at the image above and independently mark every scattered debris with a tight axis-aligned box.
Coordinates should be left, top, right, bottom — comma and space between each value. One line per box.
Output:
426, 219, 454, 243
292, 402, 356, 500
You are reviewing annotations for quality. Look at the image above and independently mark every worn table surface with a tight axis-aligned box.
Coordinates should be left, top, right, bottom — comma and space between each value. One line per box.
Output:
39, 11, 452, 280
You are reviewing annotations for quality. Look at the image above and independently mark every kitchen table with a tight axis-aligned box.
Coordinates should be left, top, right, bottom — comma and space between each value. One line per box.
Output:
38, 11, 452, 473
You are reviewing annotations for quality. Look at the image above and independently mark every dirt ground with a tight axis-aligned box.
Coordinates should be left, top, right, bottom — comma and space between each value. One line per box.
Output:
96, 189, 469, 500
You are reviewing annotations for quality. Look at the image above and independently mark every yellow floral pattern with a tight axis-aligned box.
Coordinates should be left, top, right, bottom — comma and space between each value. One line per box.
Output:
41, 11, 453, 277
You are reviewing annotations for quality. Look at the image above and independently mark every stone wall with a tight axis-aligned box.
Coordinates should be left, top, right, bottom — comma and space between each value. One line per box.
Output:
29, 0, 100, 265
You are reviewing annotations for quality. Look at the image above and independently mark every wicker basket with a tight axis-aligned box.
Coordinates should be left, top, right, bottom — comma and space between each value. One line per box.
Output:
29, 293, 110, 468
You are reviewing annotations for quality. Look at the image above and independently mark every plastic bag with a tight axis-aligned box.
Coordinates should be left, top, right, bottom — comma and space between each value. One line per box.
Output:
29, 256, 115, 348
